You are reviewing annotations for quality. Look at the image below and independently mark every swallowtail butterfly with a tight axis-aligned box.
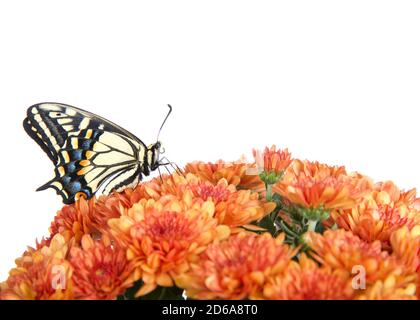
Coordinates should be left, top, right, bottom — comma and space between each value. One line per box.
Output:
23, 102, 172, 204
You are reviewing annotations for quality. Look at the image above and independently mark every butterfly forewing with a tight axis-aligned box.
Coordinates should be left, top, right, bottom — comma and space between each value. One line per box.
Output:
24, 103, 149, 204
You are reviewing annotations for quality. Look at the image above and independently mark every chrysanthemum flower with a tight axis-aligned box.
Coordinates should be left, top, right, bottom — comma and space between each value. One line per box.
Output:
287, 159, 348, 180
113, 173, 227, 204
253, 146, 292, 174
213, 188, 276, 227
69, 235, 134, 300
49, 192, 137, 244
187, 177, 275, 227
0, 234, 73, 300
390, 226, 420, 274
330, 183, 420, 248
184, 160, 264, 191
305, 230, 412, 284
123, 173, 275, 228
108, 195, 231, 297
135, 173, 198, 201
263, 254, 355, 300
175, 233, 297, 300
332, 204, 420, 249
275, 176, 365, 211
273, 161, 370, 223
49, 198, 97, 243
252, 146, 292, 185
373, 181, 418, 208
92, 194, 129, 234
356, 274, 417, 300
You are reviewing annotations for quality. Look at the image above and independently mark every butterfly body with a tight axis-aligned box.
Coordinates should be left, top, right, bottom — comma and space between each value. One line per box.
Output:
23, 103, 167, 204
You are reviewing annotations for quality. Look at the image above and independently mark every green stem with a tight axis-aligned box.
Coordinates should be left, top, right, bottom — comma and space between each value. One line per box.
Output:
266, 183, 273, 201
307, 220, 318, 232
280, 220, 299, 238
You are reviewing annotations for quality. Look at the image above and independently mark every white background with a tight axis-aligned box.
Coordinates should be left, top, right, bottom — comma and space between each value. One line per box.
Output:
0, 1, 419, 280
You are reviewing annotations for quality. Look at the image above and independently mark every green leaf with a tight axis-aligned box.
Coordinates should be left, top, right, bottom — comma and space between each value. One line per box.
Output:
258, 214, 276, 235
118, 280, 143, 300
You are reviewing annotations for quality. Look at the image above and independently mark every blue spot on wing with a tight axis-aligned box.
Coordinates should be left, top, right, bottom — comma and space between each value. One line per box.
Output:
62, 175, 71, 184
70, 150, 83, 160
68, 181, 82, 193
80, 139, 90, 149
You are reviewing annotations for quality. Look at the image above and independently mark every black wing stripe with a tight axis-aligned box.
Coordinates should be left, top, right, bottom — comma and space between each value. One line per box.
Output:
23, 118, 56, 162
86, 164, 136, 192
103, 165, 141, 194
25, 104, 82, 163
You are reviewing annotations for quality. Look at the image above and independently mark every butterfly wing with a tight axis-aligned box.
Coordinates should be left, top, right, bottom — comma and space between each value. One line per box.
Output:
24, 103, 148, 204
24, 102, 145, 163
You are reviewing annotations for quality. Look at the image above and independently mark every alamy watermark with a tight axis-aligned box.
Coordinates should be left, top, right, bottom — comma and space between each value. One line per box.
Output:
51, 265, 67, 290
351, 265, 366, 290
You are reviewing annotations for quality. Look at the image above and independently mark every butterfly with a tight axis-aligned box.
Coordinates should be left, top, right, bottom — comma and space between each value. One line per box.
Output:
23, 102, 173, 204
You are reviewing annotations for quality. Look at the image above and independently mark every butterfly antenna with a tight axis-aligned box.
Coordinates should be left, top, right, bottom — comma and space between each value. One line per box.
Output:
156, 104, 172, 142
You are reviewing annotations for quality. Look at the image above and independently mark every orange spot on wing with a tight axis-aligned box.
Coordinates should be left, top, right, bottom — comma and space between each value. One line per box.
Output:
85, 151, 94, 159
77, 166, 92, 176
85, 129, 93, 139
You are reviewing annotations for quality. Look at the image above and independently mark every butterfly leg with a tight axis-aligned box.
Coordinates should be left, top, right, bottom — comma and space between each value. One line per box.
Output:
157, 166, 164, 183
159, 157, 184, 176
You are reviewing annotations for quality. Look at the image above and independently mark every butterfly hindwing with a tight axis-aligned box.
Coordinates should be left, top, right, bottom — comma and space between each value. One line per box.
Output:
24, 103, 150, 204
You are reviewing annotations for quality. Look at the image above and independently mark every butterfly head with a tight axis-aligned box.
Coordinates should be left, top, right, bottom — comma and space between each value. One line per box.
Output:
147, 141, 165, 171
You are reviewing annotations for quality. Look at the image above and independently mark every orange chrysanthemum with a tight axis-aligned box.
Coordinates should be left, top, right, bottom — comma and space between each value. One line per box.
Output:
287, 159, 348, 180
253, 145, 292, 175
186, 177, 275, 227
123, 173, 275, 228
108, 194, 231, 297
0, 234, 73, 300
92, 194, 130, 235
305, 229, 418, 300
274, 160, 369, 210
49, 198, 97, 243
184, 159, 263, 191
389, 226, 420, 300
332, 204, 420, 249
305, 230, 415, 285
263, 254, 355, 300
356, 274, 417, 300
390, 226, 420, 274
274, 176, 363, 210
69, 235, 134, 300
213, 188, 275, 227
330, 182, 420, 248
176, 233, 297, 300
49, 192, 136, 244
373, 181, 418, 208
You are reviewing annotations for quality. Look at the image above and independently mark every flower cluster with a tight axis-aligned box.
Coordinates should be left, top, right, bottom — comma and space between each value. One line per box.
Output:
1, 146, 419, 300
